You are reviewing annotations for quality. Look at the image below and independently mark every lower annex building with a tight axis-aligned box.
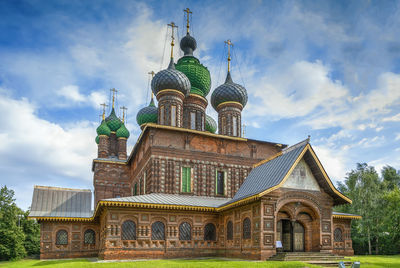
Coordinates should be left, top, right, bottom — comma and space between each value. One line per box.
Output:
29, 9, 360, 260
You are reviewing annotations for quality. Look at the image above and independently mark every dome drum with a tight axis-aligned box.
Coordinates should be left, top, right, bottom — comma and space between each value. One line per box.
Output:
218, 110, 242, 137
182, 94, 208, 131
157, 96, 184, 128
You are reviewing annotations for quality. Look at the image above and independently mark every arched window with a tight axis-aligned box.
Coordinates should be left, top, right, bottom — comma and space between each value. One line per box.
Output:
204, 223, 216, 241
179, 222, 191, 241
56, 230, 68, 245
121, 220, 137, 240
152, 221, 165, 240
84, 229, 95, 245
227, 221, 233, 240
334, 228, 343, 242
243, 218, 251, 239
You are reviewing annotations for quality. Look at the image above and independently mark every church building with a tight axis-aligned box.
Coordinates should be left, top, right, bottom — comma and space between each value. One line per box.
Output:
29, 9, 360, 260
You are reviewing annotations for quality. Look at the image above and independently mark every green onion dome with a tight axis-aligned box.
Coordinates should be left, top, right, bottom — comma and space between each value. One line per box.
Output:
205, 115, 217, 133
211, 71, 248, 110
96, 120, 111, 136
136, 98, 158, 126
105, 108, 122, 132
175, 56, 211, 97
95, 135, 99, 144
116, 123, 130, 139
176, 33, 211, 97
151, 58, 191, 97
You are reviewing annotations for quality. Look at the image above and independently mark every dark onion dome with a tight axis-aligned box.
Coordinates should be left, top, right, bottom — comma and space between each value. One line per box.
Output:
151, 58, 191, 97
105, 108, 122, 132
116, 123, 130, 139
95, 135, 99, 144
136, 98, 158, 126
180, 33, 197, 56
205, 115, 217, 133
176, 56, 211, 97
96, 120, 111, 136
211, 71, 248, 110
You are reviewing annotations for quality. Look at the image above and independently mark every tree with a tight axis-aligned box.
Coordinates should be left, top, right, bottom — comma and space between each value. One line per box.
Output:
337, 163, 382, 255
0, 186, 26, 260
21, 210, 40, 256
382, 166, 400, 190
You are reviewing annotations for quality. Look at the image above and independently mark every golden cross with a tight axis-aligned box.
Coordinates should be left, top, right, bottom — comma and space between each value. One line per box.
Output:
148, 71, 155, 100
167, 22, 178, 58
110, 88, 118, 108
120, 106, 128, 123
183, 8, 192, 34
224, 39, 234, 72
100, 103, 108, 120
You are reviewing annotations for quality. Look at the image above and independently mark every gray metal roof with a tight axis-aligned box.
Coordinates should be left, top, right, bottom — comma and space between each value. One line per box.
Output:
103, 193, 231, 208
29, 186, 93, 218
226, 139, 308, 205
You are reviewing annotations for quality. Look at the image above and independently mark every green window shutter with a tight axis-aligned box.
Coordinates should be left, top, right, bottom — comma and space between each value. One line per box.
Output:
134, 183, 137, 195
182, 167, 191, 192
187, 167, 191, 192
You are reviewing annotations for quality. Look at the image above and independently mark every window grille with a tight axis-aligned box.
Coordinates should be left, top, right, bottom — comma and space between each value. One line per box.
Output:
243, 218, 251, 239
179, 222, 191, 240
334, 228, 343, 242
204, 223, 216, 241
152, 221, 165, 240
227, 221, 233, 240
121, 220, 137, 240
56, 230, 68, 245
84, 229, 95, 245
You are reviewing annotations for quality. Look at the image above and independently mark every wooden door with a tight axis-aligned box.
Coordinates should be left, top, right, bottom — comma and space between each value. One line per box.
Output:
293, 221, 304, 252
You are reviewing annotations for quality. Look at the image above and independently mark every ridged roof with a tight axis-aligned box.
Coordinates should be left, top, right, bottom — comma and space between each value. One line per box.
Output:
228, 139, 309, 204
104, 193, 231, 208
29, 186, 93, 218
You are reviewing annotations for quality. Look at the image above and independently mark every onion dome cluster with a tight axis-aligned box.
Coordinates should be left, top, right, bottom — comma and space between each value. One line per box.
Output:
205, 115, 217, 133
211, 72, 248, 110
95, 107, 130, 143
151, 59, 191, 97
136, 98, 158, 126
176, 33, 211, 97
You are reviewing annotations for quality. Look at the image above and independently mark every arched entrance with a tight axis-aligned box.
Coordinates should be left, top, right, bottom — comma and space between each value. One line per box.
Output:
276, 200, 321, 252
277, 219, 305, 252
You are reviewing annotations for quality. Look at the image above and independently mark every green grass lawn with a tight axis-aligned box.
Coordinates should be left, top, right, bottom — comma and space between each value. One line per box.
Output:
348, 255, 400, 268
1, 256, 400, 268
0, 258, 318, 268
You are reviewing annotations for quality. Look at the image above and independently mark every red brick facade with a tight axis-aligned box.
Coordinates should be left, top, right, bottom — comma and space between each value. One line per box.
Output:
37, 125, 355, 260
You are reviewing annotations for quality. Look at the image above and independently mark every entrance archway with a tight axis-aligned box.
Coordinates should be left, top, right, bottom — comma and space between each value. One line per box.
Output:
276, 200, 321, 252
277, 220, 305, 252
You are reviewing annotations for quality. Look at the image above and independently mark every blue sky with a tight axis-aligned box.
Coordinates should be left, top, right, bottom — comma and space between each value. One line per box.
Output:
1, 0, 400, 209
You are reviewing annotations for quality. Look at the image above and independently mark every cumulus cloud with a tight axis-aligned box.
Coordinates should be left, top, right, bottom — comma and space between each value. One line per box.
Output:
0, 92, 98, 209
